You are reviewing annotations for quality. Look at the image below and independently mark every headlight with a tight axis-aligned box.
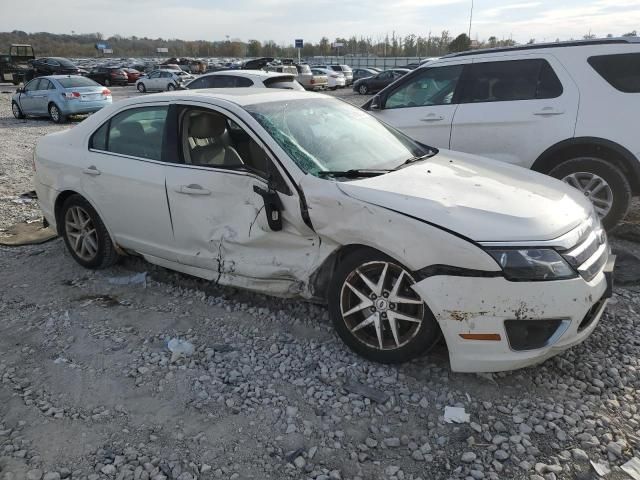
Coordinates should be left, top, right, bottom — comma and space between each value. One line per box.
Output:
487, 248, 577, 281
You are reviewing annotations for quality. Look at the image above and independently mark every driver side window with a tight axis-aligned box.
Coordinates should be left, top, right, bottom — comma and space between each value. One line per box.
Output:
25, 79, 41, 92
179, 107, 287, 190
385, 65, 464, 109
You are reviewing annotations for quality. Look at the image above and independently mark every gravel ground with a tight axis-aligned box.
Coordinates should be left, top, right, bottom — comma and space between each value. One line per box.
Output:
2, 83, 640, 480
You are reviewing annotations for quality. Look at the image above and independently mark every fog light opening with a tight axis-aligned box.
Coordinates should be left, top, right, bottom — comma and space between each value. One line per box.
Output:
504, 319, 570, 351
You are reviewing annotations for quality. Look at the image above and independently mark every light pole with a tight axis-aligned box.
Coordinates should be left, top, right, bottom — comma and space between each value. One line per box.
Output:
468, 0, 474, 39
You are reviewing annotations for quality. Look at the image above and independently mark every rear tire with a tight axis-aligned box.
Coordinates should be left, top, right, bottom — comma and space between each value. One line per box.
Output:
167, 83, 175, 91
48, 103, 66, 124
60, 195, 119, 269
328, 249, 441, 364
11, 102, 24, 119
549, 157, 631, 230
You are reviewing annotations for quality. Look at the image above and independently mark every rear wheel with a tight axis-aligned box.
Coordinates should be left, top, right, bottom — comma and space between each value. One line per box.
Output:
329, 249, 441, 364
48, 103, 66, 124
60, 195, 119, 269
167, 83, 176, 91
11, 102, 24, 119
549, 157, 631, 230
358, 84, 369, 95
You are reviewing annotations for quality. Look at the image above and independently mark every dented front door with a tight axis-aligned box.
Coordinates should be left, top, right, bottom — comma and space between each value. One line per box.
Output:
164, 165, 321, 295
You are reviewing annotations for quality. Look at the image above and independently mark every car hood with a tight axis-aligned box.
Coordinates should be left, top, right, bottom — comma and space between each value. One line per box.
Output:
336, 150, 593, 242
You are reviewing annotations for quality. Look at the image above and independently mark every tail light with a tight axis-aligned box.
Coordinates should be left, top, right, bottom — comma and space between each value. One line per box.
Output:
63, 91, 81, 99
102, 89, 112, 96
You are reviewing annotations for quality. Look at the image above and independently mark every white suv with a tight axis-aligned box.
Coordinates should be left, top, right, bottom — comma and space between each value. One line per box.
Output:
364, 38, 640, 230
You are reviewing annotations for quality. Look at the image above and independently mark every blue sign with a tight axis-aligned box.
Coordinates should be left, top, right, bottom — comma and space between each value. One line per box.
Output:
295, 39, 303, 48
95, 42, 107, 50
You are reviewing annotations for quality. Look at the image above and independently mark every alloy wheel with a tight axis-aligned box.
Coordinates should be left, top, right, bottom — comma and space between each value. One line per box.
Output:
137, 83, 145, 93
359, 85, 368, 95
562, 172, 614, 218
49, 105, 60, 122
65, 206, 99, 262
340, 261, 424, 351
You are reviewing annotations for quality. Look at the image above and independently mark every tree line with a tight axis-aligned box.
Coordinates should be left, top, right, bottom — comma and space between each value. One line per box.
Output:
0, 29, 637, 59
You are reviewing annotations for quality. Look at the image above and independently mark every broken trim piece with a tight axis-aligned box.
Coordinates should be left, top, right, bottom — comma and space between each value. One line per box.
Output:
414, 264, 502, 281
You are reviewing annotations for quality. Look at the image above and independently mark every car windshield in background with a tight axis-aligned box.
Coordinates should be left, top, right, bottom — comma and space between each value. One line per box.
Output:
246, 98, 427, 177
56, 58, 76, 67
57, 77, 101, 88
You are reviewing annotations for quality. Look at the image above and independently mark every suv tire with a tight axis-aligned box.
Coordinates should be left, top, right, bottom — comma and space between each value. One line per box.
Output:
60, 194, 119, 269
328, 248, 441, 363
549, 156, 631, 230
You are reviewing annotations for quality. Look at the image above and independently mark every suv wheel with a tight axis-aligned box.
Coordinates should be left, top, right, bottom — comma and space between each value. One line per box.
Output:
11, 102, 24, 119
549, 157, 631, 230
358, 84, 369, 95
60, 195, 119, 269
328, 249, 441, 363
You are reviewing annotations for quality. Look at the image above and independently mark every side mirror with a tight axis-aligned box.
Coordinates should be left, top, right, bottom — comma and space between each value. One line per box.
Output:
253, 185, 284, 231
370, 95, 382, 110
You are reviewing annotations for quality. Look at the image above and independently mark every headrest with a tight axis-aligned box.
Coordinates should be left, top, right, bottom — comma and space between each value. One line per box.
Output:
189, 113, 226, 138
119, 121, 145, 138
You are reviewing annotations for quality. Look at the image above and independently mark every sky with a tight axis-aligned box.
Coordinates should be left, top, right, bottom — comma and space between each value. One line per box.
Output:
0, 0, 638, 45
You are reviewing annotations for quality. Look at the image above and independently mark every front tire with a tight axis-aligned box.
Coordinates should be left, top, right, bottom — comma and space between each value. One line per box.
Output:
12, 102, 24, 119
358, 84, 369, 95
48, 103, 66, 123
167, 83, 175, 91
60, 195, 119, 269
328, 249, 441, 364
549, 157, 631, 230
137, 82, 146, 93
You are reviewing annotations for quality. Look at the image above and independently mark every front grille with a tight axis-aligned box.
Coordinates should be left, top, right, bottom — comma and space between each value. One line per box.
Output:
561, 220, 608, 282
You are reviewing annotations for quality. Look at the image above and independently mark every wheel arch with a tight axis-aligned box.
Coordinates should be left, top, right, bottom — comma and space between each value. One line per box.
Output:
531, 137, 640, 194
54, 190, 120, 249
308, 243, 411, 303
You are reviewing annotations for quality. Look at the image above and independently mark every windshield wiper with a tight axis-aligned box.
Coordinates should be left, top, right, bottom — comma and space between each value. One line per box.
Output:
394, 151, 437, 170
317, 169, 392, 179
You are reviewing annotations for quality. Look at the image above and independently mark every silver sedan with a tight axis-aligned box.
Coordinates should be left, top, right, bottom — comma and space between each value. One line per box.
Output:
11, 75, 112, 123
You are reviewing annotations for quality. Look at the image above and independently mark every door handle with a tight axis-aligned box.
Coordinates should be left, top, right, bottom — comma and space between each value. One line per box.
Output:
420, 114, 445, 122
82, 166, 101, 176
176, 184, 211, 195
533, 107, 564, 116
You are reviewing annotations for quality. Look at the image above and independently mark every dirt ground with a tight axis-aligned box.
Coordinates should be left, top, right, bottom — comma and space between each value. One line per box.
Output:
2, 83, 640, 480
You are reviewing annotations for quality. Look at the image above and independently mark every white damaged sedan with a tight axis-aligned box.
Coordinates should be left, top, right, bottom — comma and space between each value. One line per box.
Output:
34, 89, 615, 372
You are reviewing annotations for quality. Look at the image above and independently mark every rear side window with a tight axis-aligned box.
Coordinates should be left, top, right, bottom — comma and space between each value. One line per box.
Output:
89, 106, 168, 161
264, 76, 304, 91
461, 59, 563, 103
588, 53, 640, 93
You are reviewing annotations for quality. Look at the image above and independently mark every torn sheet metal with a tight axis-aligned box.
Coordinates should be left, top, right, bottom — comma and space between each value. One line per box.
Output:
621, 458, 640, 480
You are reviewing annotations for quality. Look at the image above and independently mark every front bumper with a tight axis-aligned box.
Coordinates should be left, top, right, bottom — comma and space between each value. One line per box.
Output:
412, 258, 614, 372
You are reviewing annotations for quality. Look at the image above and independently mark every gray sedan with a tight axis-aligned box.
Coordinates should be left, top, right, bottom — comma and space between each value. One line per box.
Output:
12, 75, 112, 123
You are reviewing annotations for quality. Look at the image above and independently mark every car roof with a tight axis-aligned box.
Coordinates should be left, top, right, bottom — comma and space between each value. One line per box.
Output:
443, 36, 640, 58
202, 70, 294, 78
122, 88, 328, 107
35, 75, 87, 80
